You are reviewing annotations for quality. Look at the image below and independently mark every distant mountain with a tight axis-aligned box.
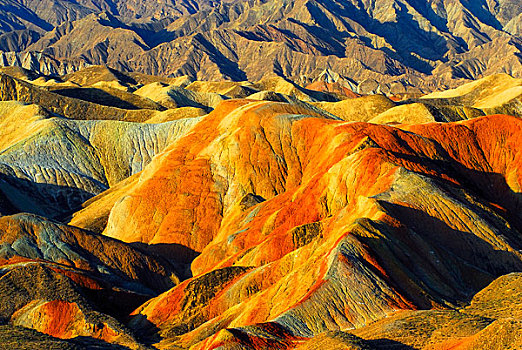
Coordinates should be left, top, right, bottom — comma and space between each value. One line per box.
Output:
0, 0, 217, 29
0, 0, 520, 92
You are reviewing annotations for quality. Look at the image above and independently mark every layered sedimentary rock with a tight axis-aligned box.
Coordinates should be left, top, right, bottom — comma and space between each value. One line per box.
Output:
0, 67, 521, 348
0, 99, 200, 217
0, 213, 179, 292
0, 212, 183, 348
62, 96, 522, 348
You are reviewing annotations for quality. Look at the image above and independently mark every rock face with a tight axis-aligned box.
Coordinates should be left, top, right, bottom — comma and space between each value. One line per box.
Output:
0, 67, 521, 349
0, 0, 521, 92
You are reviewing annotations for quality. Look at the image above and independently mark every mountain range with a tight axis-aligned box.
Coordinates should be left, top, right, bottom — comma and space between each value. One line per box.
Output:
0, 0, 521, 93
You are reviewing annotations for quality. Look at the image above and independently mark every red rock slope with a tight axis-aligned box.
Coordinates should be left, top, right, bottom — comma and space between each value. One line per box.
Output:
65, 99, 522, 348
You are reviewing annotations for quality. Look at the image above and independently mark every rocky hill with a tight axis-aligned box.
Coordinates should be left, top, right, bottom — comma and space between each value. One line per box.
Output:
0, 66, 520, 348
0, 0, 520, 93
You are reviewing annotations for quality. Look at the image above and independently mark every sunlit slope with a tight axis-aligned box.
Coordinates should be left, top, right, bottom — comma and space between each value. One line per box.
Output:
0, 99, 200, 217
60, 98, 522, 348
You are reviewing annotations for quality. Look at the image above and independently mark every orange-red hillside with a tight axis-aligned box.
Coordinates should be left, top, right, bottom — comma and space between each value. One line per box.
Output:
63, 98, 522, 348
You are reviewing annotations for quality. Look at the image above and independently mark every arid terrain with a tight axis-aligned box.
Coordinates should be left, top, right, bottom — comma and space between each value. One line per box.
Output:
0, 64, 520, 349
0, 0, 521, 93
0, 0, 521, 348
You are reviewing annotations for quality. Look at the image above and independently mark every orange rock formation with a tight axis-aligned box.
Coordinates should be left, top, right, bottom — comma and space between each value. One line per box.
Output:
66, 98, 522, 348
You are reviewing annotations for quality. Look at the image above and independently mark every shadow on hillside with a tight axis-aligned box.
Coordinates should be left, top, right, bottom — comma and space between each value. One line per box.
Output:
313, 0, 447, 73
193, 33, 248, 81
126, 314, 163, 345
71, 336, 136, 349
0, 173, 99, 219
131, 242, 200, 263
347, 134, 522, 309
367, 338, 417, 349
376, 201, 522, 304
51, 87, 148, 110
131, 242, 199, 279
83, 285, 152, 323
352, 155, 522, 309
0, 186, 18, 216
386, 149, 522, 235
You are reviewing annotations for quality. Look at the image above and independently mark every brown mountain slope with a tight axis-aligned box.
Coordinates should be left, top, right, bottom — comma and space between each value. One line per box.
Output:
0, 0, 520, 92
0, 0, 217, 34
0, 72, 164, 121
